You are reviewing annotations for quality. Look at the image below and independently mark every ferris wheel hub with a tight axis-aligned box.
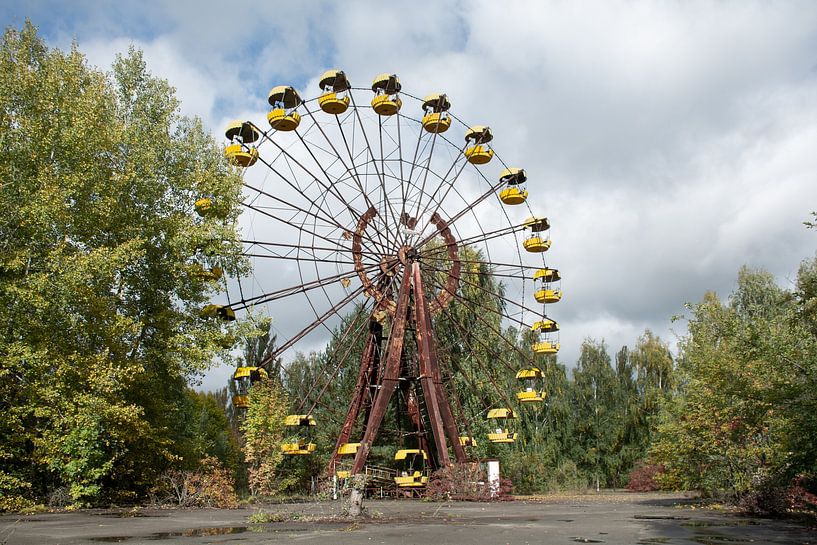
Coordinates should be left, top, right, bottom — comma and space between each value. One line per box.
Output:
397, 245, 419, 266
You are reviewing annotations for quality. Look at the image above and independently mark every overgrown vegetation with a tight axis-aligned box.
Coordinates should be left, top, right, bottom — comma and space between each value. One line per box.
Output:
0, 22, 245, 510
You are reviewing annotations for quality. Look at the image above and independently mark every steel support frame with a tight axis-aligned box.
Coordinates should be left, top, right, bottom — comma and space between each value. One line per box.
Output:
343, 260, 466, 476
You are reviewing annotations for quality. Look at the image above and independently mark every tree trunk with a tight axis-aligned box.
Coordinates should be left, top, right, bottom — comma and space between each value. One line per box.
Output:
348, 488, 364, 517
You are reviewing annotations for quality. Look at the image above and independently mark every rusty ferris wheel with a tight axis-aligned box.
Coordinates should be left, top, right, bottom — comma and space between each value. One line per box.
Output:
201, 71, 563, 486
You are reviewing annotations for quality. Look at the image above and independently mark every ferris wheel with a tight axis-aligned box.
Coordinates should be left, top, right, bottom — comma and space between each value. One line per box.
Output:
202, 70, 563, 480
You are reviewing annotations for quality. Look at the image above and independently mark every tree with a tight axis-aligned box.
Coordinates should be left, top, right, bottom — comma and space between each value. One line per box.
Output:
0, 22, 244, 507
650, 266, 810, 501
570, 339, 622, 489
241, 379, 292, 496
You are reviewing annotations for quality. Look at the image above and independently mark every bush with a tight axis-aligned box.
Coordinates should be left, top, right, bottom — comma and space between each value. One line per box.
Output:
787, 475, 817, 514
426, 463, 512, 501
627, 463, 664, 492
152, 456, 238, 508
546, 460, 588, 492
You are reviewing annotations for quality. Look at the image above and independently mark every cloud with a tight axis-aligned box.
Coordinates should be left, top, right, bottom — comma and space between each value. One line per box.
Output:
16, 0, 817, 387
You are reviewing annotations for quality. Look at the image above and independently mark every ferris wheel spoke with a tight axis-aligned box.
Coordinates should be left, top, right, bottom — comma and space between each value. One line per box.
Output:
418, 223, 528, 256
292, 298, 373, 413
257, 282, 369, 367
414, 175, 507, 248
303, 310, 375, 416
243, 160, 385, 257
432, 295, 518, 409
230, 263, 379, 310
295, 106, 395, 255
423, 269, 538, 369
240, 201, 358, 256
326, 113, 401, 255
348, 91, 404, 255
242, 239, 383, 262
248, 122, 384, 248
410, 143, 471, 234
419, 261, 548, 325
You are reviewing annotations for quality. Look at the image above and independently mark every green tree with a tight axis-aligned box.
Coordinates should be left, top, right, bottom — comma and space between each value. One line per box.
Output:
570, 339, 622, 489
650, 267, 806, 499
241, 379, 292, 496
0, 22, 244, 507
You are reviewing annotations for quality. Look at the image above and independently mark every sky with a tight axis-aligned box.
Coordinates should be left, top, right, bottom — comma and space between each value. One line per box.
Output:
4, 0, 817, 392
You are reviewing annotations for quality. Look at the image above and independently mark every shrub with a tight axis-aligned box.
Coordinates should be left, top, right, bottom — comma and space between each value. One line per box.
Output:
426, 463, 512, 501
152, 456, 238, 508
546, 460, 588, 492
627, 463, 664, 492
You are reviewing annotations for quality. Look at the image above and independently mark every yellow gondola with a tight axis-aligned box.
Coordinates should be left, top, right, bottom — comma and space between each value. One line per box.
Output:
281, 414, 317, 455
464, 125, 493, 164
335, 442, 360, 479
194, 197, 214, 217
532, 318, 559, 333
523, 215, 551, 253
536, 288, 562, 304
458, 436, 478, 447
393, 449, 429, 487
498, 167, 528, 205
318, 69, 351, 115
516, 367, 546, 403
232, 366, 268, 409
421, 93, 451, 133
200, 304, 236, 321
223, 120, 261, 167
533, 268, 562, 304
371, 73, 402, 116
532, 339, 560, 355
267, 85, 302, 131
486, 408, 517, 443
191, 263, 223, 281
533, 268, 561, 282
531, 318, 560, 355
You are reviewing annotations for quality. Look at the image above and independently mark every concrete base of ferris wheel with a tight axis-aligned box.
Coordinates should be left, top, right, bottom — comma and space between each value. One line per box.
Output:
2, 492, 812, 545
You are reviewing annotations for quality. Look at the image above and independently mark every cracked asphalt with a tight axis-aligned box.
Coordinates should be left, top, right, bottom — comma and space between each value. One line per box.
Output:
1, 492, 813, 545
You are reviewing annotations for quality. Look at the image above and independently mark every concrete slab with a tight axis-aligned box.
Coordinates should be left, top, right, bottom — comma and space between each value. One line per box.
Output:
0, 492, 813, 545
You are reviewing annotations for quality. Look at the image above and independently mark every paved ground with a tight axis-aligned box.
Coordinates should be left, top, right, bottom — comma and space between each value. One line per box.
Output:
1, 492, 813, 545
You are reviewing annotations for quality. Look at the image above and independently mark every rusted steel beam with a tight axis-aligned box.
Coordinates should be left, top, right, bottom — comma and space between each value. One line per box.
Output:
351, 267, 412, 475
414, 262, 467, 464
326, 320, 381, 476
412, 262, 451, 467
426, 212, 461, 315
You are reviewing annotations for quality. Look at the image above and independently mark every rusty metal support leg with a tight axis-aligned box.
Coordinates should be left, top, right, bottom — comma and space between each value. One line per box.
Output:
351, 268, 413, 475
412, 263, 452, 467
413, 263, 467, 464
326, 320, 381, 476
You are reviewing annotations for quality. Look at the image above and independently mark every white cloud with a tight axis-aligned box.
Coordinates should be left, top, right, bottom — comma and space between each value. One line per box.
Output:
41, 0, 817, 387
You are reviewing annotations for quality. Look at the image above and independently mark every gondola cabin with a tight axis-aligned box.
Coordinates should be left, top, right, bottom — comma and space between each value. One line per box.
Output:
531, 318, 560, 355
371, 73, 402, 116
334, 442, 360, 479
516, 367, 546, 403
267, 85, 302, 131
224, 120, 260, 167
533, 268, 562, 304
200, 304, 236, 321
232, 366, 268, 409
393, 449, 429, 488
464, 125, 494, 164
523, 215, 551, 253
281, 414, 317, 455
486, 408, 517, 443
318, 69, 351, 115
191, 263, 223, 282
459, 436, 478, 447
421, 93, 451, 133
498, 168, 528, 205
